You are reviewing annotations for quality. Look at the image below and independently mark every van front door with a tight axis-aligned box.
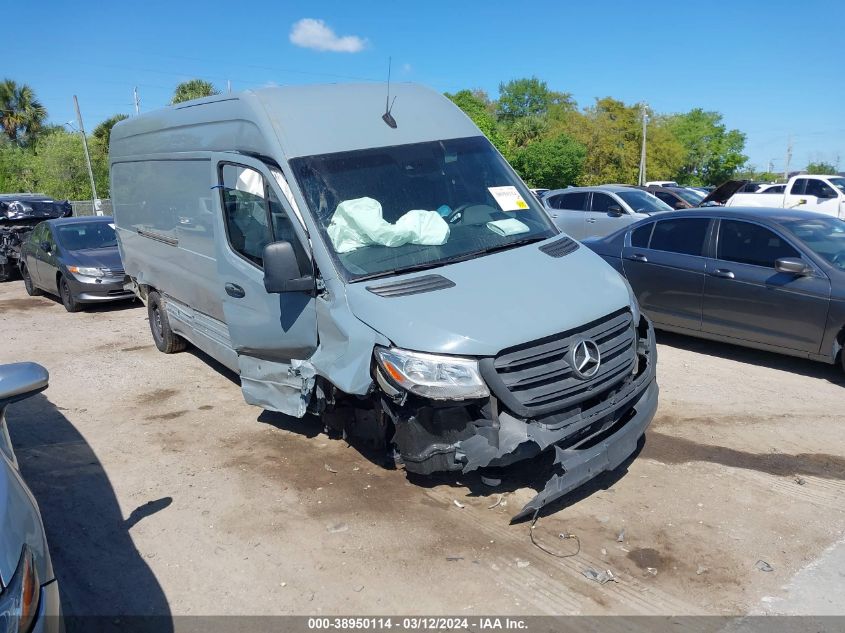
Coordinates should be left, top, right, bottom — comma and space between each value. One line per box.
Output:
212, 154, 318, 416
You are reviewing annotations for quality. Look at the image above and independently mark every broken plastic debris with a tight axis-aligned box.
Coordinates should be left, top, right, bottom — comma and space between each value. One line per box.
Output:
324, 464, 338, 473
582, 568, 617, 584
795, 476, 806, 486
756, 560, 774, 572
453, 499, 466, 509
516, 560, 530, 568
326, 522, 349, 533
696, 565, 708, 575
487, 494, 504, 510
646, 567, 658, 576
616, 528, 626, 543
480, 475, 502, 487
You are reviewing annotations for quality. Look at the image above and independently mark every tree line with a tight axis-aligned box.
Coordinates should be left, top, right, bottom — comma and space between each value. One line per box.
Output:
0, 79, 218, 200
0, 75, 834, 201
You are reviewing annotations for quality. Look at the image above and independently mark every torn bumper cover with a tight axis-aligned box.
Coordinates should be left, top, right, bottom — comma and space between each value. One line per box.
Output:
385, 312, 658, 521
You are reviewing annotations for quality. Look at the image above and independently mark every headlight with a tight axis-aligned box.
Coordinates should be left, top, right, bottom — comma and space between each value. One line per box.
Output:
68, 265, 105, 277
0, 545, 40, 633
374, 347, 490, 400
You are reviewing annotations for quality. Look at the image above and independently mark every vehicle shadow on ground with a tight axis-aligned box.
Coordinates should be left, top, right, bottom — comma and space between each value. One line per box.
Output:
37, 292, 142, 313
656, 330, 845, 385
6, 393, 173, 632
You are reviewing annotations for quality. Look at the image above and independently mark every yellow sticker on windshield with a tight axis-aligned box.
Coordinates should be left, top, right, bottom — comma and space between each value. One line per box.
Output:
488, 186, 529, 211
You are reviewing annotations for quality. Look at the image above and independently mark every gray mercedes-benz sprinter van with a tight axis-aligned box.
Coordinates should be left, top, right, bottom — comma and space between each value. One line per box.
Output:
110, 83, 658, 519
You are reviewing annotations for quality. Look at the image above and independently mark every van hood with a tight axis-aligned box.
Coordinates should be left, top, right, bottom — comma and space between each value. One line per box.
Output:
344, 240, 632, 357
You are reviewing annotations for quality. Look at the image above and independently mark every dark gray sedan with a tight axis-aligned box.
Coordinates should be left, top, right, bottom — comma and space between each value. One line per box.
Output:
584, 208, 845, 371
19, 216, 133, 312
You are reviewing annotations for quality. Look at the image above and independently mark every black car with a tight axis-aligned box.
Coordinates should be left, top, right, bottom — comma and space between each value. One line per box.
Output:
584, 208, 845, 371
0, 194, 72, 282
19, 216, 133, 312
637, 185, 705, 209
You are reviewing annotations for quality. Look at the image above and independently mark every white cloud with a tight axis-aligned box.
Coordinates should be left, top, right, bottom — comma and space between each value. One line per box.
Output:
289, 18, 367, 53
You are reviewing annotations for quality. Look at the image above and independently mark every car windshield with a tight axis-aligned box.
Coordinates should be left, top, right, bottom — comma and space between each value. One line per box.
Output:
830, 178, 845, 194
55, 221, 117, 250
783, 217, 845, 270
616, 190, 673, 214
290, 136, 557, 281
675, 188, 705, 205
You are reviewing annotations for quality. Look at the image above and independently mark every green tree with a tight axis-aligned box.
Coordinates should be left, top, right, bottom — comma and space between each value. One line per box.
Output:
496, 77, 574, 123
665, 109, 747, 186
806, 161, 837, 175
29, 131, 109, 200
0, 79, 47, 146
171, 79, 219, 104
92, 114, 129, 151
0, 141, 38, 192
509, 133, 586, 189
445, 90, 506, 153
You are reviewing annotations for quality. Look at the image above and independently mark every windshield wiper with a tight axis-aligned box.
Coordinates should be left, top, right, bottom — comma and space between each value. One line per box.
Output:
350, 236, 548, 283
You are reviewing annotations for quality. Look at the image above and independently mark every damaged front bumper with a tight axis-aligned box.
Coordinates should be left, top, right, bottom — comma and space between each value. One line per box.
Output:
383, 314, 658, 521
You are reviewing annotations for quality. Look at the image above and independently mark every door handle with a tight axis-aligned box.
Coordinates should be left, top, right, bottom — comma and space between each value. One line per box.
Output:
712, 269, 735, 279
627, 254, 648, 263
586, 218, 597, 223
225, 283, 245, 298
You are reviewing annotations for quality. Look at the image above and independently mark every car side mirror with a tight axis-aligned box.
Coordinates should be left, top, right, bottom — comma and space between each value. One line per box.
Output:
262, 241, 314, 294
607, 204, 624, 217
40, 241, 51, 253
775, 257, 811, 276
0, 362, 49, 408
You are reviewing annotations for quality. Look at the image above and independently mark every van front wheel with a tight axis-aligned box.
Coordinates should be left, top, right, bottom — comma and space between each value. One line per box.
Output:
148, 291, 187, 354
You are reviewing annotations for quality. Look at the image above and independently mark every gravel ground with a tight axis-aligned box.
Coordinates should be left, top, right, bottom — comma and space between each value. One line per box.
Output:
1, 280, 844, 617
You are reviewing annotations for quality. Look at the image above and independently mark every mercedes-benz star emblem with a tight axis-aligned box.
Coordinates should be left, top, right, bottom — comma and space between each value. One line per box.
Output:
570, 339, 601, 379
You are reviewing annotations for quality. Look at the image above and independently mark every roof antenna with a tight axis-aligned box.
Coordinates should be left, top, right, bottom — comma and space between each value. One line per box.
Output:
382, 57, 397, 129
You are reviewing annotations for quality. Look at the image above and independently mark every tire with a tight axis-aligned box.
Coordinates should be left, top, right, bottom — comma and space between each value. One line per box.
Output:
147, 291, 186, 354
59, 275, 81, 312
20, 264, 42, 296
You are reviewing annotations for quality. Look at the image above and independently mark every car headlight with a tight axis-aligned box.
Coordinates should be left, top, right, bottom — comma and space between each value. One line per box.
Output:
374, 347, 490, 401
68, 265, 105, 277
0, 545, 40, 633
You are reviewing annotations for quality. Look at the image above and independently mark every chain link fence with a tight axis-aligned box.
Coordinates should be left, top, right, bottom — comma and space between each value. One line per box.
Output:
70, 199, 113, 217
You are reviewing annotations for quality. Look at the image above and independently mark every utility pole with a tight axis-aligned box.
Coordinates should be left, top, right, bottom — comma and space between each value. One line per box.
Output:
784, 135, 792, 181
227, 80, 232, 94
133, 86, 140, 115
637, 103, 648, 186
73, 95, 100, 215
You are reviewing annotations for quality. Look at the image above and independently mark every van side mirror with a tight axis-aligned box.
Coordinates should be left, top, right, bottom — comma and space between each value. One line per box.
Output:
775, 257, 811, 276
262, 241, 314, 293
607, 204, 624, 217
0, 362, 49, 408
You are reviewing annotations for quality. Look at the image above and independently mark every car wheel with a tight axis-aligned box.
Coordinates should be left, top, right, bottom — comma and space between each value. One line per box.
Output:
147, 290, 186, 353
21, 264, 42, 296
59, 275, 81, 312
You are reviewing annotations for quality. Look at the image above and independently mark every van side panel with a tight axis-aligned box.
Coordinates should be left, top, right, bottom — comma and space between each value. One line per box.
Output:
112, 158, 224, 322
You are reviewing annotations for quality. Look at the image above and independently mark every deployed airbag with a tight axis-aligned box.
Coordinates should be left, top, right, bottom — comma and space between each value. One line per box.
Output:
327, 197, 450, 253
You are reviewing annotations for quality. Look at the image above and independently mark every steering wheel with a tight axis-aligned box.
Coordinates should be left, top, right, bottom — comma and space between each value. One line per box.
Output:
444, 203, 476, 224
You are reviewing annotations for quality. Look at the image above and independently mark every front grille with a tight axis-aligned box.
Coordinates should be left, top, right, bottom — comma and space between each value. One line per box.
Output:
106, 268, 125, 277
480, 309, 636, 419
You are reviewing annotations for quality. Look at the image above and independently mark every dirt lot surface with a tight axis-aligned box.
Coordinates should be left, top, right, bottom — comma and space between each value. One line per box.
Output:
2, 280, 844, 617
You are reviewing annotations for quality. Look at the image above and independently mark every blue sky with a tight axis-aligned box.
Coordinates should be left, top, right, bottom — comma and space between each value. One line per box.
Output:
9, 0, 844, 172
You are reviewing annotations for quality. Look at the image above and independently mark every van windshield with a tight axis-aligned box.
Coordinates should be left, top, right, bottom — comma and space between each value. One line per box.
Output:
290, 136, 558, 281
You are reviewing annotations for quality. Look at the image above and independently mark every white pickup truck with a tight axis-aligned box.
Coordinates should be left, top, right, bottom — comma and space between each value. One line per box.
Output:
726, 174, 845, 218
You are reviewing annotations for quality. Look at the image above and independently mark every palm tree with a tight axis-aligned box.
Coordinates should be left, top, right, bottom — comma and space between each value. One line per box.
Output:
92, 113, 129, 149
0, 79, 47, 145
171, 79, 219, 105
